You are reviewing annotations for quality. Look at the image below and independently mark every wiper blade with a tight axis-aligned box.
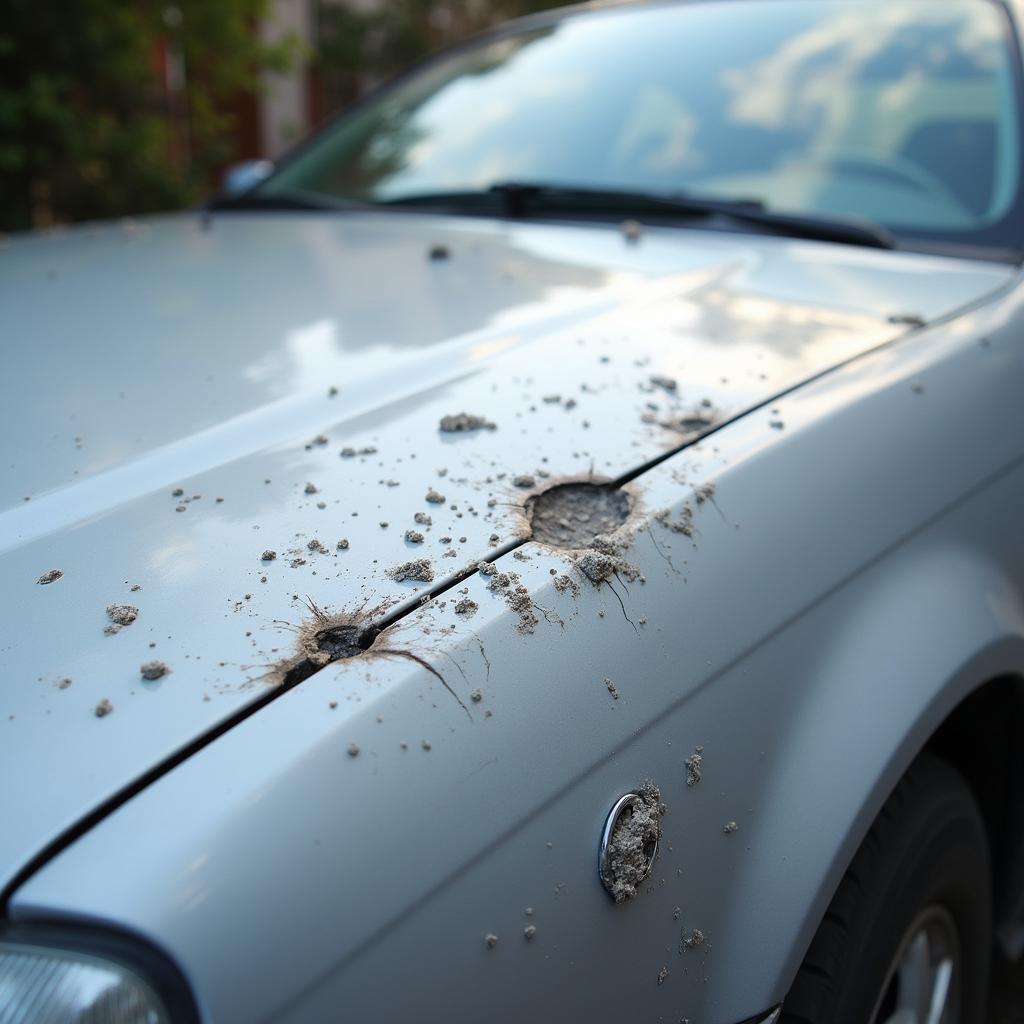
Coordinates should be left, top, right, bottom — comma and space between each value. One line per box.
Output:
383, 181, 895, 250
205, 190, 370, 213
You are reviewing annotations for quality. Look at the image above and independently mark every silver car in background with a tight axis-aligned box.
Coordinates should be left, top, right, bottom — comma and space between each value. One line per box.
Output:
3, 1, 1024, 1022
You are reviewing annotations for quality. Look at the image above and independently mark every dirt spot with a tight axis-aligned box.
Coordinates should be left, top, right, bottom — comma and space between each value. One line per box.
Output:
484, 933, 498, 949
455, 598, 479, 618
141, 660, 170, 680
694, 483, 716, 505
682, 928, 705, 950
574, 534, 641, 587
528, 482, 631, 549
513, 474, 536, 489
524, 924, 537, 941
429, 244, 450, 261
552, 574, 580, 596
94, 699, 113, 717
722, 821, 738, 834
655, 506, 694, 537
389, 558, 434, 583
604, 677, 620, 700
439, 413, 496, 432
37, 569, 63, 585
685, 747, 703, 787
307, 539, 329, 554
414, 512, 432, 526
425, 488, 446, 504
106, 604, 138, 627
347, 742, 360, 757
620, 219, 643, 243
480, 564, 538, 633
304, 482, 318, 495
601, 781, 664, 903
657, 966, 670, 985
404, 530, 425, 544
470, 687, 483, 702
888, 312, 926, 328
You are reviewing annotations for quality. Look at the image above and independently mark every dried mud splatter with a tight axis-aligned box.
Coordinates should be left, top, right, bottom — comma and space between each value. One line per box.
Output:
439, 413, 496, 432
602, 781, 664, 903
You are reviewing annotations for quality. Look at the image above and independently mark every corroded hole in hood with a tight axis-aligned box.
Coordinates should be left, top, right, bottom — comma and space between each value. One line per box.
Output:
281, 617, 381, 687
526, 482, 631, 549
315, 623, 377, 661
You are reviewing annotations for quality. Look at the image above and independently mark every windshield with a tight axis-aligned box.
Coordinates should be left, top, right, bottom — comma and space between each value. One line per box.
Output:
261, 0, 1022, 253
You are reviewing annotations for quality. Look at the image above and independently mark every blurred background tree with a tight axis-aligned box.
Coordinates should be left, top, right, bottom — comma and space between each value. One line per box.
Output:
0, 0, 560, 231
0, 0, 297, 231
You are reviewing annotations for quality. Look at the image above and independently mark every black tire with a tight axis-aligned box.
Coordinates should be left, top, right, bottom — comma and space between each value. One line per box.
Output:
782, 752, 991, 1024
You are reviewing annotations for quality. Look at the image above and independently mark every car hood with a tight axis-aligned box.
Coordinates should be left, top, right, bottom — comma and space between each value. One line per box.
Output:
0, 210, 1012, 890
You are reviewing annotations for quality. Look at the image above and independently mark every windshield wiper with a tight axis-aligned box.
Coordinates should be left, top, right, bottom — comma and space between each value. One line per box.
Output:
383, 181, 895, 250
205, 190, 371, 213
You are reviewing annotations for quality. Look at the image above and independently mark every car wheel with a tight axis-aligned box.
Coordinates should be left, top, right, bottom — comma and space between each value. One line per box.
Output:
781, 753, 991, 1024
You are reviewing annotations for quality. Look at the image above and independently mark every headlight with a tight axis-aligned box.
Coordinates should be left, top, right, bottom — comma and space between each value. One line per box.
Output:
0, 927, 195, 1024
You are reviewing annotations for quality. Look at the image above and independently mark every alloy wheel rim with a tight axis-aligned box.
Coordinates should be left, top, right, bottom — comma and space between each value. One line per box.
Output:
870, 904, 962, 1024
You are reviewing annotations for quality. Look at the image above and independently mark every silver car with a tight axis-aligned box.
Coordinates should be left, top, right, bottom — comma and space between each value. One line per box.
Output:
3, 1, 1024, 1022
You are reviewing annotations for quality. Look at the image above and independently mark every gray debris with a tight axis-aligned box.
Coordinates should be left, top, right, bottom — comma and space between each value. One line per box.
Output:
604, 677, 620, 700
404, 530, 425, 544
389, 558, 434, 583
304, 482, 318, 495
106, 604, 138, 626
620, 219, 644, 243
655, 507, 694, 537
454, 598, 479, 618
439, 413, 496, 432
140, 660, 170, 681
94, 699, 113, 717
484, 933, 498, 949
513, 474, 536, 489
685, 748, 703, 787
425, 488, 446, 504
37, 569, 63, 585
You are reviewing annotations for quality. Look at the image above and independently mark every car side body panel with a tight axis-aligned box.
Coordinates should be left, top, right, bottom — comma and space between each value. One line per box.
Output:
4, 213, 1011, 894
11, 268, 1024, 1023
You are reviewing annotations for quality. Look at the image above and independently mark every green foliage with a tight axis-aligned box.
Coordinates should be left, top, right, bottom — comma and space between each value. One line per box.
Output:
0, 0, 296, 231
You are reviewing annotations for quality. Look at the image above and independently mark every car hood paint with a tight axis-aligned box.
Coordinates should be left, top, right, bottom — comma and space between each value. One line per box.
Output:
0, 210, 1012, 889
